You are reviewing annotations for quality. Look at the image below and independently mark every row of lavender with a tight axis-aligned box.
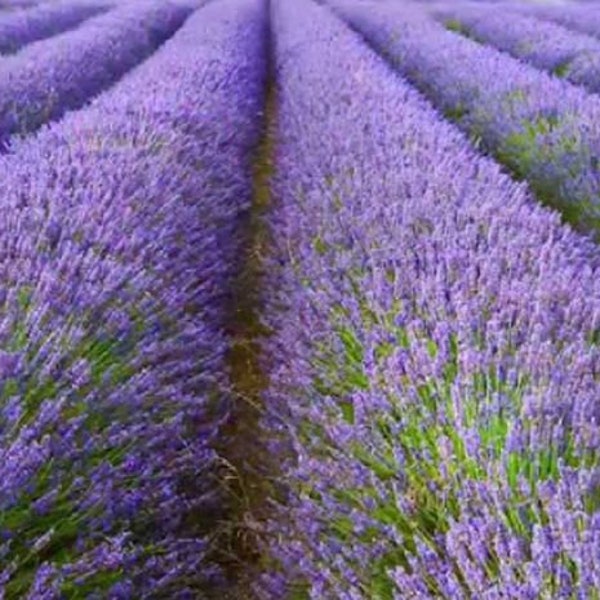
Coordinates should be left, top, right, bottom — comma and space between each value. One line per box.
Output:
0, 0, 267, 595
0, 0, 193, 151
257, 0, 600, 597
514, 1, 600, 39
0, 0, 38, 10
0, 0, 105, 54
327, 0, 600, 239
431, 2, 600, 92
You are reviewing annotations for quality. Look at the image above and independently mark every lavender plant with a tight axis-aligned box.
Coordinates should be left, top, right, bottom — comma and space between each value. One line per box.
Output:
0, 0, 267, 595
0, 0, 190, 151
0, 0, 106, 54
257, 0, 600, 597
433, 3, 600, 90
329, 0, 600, 238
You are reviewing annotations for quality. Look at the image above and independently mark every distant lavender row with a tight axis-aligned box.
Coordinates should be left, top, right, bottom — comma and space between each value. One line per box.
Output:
0, 0, 106, 54
330, 0, 600, 237
258, 0, 600, 597
515, 2, 600, 39
0, 0, 266, 595
0, 0, 37, 9
0, 0, 190, 151
434, 3, 600, 93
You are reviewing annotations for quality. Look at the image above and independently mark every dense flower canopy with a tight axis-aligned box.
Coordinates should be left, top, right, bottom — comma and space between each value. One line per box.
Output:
0, 0, 598, 596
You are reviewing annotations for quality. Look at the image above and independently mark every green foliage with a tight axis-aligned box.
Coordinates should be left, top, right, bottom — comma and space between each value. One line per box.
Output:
0, 290, 148, 595
298, 281, 599, 597
552, 60, 572, 78
443, 17, 482, 43
497, 113, 600, 232
443, 102, 468, 122
444, 18, 467, 35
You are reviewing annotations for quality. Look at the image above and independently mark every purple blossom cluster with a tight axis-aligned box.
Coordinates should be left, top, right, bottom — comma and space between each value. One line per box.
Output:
0, 0, 106, 54
329, 0, 600, 238
0, 0, 190, 151
433, 3, 600, 92
257, 0, 600, 597
0, 0, 267, 595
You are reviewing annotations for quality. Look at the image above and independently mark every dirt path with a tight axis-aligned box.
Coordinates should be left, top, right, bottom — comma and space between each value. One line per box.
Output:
207, 37, 278, 598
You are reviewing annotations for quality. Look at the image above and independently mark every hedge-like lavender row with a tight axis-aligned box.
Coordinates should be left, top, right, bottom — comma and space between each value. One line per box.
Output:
0, 0, 37, 9
258, 0, 600, 597
0, 0, 266, 595
329, 0, 600, 237
0, 0, 190, 151
435, 3, 600, 92
515, 2, 600, 39
0, 0, 106, 54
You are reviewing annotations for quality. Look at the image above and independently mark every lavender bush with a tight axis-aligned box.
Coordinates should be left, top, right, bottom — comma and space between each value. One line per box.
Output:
329, 0, 600, 238
0, 0, 190, 151
0, 0, 106, 54
257, 0, 600, 597
434, 3, 600, 91
0, 0, 267, 595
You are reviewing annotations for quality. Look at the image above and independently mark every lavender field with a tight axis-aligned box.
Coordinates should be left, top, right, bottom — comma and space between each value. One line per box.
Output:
0, 0, 599, 597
